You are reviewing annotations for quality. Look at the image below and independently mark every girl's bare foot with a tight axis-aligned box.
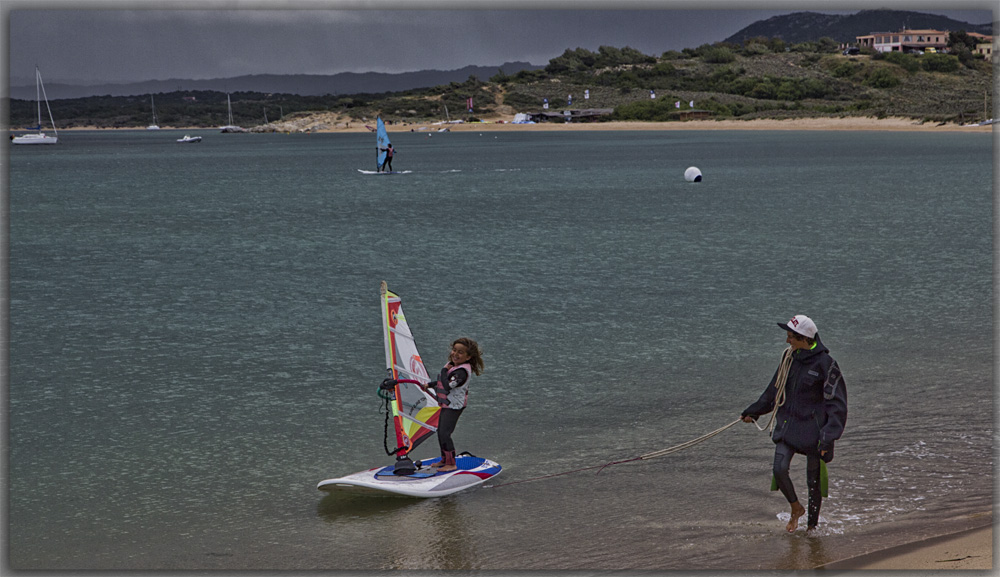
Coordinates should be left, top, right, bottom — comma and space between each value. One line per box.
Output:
786, 502, 806, 532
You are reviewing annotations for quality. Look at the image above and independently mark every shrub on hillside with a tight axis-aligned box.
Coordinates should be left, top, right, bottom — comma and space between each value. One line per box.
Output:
921, 54, 960, 73
702, 47, 737, 64
883, 51, 921, 73
864, 68, 900, 88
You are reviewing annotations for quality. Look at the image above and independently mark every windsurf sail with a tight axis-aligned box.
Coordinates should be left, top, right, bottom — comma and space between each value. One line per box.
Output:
380, 282, 440, 459
376, 117, 390, 171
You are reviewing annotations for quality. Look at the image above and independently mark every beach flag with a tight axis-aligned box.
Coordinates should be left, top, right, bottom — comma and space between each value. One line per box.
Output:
467, 97, 473, 112
650, 90, 656, 99
543, 98, 549, 110
568, 94, 572, 105
690, 100, 695, 108
584, 89, 590, 100
675, 101, 680, 108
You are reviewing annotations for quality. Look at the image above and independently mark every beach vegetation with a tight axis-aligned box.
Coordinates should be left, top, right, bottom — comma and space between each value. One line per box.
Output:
863, 68, 901, 89
701, 46, 738, 64
920, 54, 960, 73
879, 51, 921, 73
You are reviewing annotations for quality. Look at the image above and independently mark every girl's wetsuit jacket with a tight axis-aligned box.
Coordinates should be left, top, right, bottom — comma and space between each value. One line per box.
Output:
742, 337, 848, 461
428, 363, 471, 409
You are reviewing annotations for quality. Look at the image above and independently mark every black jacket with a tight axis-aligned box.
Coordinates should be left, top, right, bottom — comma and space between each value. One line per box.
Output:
742, 337, 848, 460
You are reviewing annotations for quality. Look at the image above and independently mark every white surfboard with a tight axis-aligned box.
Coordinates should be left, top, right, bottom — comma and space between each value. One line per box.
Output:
318, 454, 502, 498
357, 169, 412, 175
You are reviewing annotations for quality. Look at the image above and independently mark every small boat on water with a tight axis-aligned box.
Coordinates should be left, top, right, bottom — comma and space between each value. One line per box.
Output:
177, 135, 202, 143
12, 66, 58, 145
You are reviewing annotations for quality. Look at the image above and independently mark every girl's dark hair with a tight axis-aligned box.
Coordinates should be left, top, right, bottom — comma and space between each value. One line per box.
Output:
453, 337, 484, 376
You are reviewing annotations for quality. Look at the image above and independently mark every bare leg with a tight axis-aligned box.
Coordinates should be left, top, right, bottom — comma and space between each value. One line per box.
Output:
787, 501, 806, 532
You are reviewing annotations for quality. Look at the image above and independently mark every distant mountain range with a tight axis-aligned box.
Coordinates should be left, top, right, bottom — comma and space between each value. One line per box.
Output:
9, 62, 544, 100
723, 9, 993, 45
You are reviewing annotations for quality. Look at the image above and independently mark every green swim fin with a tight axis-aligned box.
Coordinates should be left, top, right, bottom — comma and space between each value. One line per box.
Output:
770, 462, 828, 498
820, 460, 828, 498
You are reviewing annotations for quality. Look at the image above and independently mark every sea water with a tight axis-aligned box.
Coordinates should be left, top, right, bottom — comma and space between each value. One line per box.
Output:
7, 128, 993, 571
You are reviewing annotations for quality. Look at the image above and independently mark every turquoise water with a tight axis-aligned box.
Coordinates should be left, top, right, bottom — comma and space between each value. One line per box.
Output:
7, 128, 993, 570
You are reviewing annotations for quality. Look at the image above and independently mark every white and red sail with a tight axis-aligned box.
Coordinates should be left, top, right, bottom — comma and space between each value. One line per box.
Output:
380, 282, 441, 457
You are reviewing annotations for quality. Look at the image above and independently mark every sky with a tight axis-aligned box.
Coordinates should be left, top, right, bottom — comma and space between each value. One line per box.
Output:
4, 1, 995, 86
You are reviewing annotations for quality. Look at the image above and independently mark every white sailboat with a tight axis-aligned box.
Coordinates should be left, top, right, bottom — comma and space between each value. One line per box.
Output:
219, 93, 246, 133
147, 95, 160, 130
12, 66, 58, 145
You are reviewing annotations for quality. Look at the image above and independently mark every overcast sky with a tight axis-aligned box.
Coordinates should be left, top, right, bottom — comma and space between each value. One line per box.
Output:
5, 1, 994, 86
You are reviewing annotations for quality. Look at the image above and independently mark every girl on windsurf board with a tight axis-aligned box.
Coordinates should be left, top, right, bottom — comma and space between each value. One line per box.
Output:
740, 315, 848, 534
381, 337, 483, 472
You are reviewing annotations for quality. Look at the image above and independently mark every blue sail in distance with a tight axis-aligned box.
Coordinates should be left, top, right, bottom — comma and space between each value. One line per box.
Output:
376, 117, 390, 171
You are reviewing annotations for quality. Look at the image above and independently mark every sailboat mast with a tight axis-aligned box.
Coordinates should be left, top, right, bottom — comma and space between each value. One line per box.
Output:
35, 66, 42, 128
36, 67, 57, 137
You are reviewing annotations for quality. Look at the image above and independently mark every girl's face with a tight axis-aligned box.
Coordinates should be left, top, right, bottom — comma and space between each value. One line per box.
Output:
450, 342, 471, 365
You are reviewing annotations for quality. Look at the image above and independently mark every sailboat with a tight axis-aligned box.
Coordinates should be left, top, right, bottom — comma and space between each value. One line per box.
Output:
317, 282, 501, 497
147, 95, 160, 130
357, 117, 410, 174
219, 93, 246, 133
12, 66, 58, 145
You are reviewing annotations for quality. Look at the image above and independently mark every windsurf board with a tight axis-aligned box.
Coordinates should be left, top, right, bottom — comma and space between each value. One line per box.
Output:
317, 454, 501, 498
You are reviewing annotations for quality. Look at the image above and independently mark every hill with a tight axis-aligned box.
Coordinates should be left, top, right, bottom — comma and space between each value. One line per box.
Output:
723, 9, 994, 45
8, 62, 544, 100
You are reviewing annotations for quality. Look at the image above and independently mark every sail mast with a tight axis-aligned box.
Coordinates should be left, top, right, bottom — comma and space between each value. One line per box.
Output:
35, 66, 42, 129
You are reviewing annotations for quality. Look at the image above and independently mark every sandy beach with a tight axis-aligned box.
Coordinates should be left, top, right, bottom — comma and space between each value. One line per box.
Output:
400, 116, 995, 133
57, 115, 995, 133
819, 522, 993, 570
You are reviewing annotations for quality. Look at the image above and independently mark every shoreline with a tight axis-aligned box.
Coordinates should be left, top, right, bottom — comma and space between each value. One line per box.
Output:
49, 116, 994, 133
818, 522, 993, 570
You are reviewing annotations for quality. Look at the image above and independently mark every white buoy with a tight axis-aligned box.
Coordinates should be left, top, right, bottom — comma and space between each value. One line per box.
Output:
684, 167, 703, 182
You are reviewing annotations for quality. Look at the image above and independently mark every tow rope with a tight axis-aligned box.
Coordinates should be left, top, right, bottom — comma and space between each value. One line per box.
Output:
488, 346, 795, 490
487, 418, 742, 489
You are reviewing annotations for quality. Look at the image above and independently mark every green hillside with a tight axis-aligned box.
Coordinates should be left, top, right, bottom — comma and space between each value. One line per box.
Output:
10, 36, 994, 129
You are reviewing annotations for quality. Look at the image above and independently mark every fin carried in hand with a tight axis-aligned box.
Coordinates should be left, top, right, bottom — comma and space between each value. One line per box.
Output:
820, 460, 828, 498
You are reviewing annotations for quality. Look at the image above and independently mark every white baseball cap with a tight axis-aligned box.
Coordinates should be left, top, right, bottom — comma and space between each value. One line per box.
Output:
778, 314, 818, 338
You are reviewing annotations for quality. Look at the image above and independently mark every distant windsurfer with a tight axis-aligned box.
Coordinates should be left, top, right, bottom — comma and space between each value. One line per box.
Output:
379, 143, 395, 172
741, 315, 847, 534
423, 338, 484, 472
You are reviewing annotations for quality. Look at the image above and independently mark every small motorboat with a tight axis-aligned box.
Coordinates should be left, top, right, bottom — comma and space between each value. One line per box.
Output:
177, 135, 202, 143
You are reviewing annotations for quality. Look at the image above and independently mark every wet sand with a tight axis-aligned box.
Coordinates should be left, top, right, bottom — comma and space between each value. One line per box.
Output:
818, 523, 993, 570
